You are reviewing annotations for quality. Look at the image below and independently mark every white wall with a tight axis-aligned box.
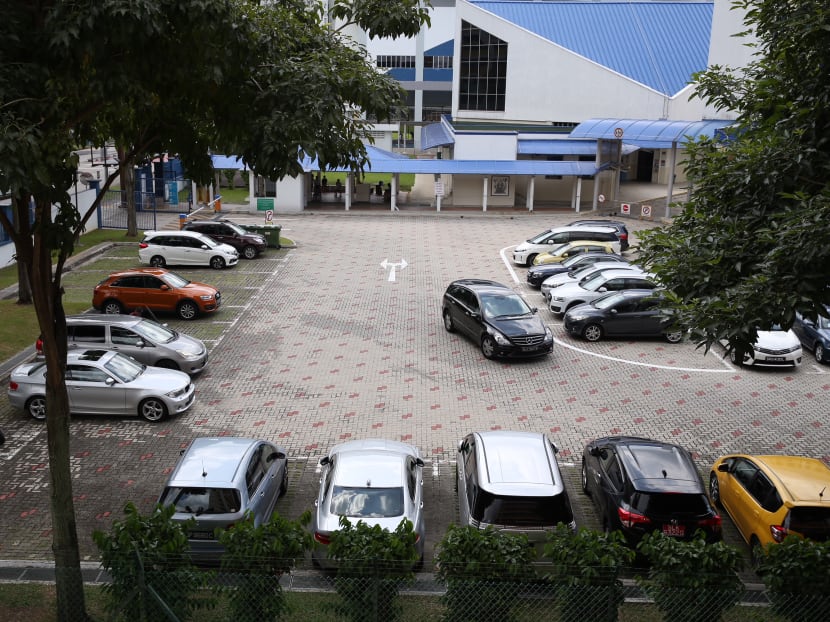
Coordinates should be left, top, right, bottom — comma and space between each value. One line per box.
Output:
453, 132, 516, 160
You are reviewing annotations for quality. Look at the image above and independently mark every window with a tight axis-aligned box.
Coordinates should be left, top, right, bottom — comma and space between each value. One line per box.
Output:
459, 21, 507, 112
246, 445, 266, 496
111, 327, 141, 346
67, 365, 110, 383
69, 325, 106, 344
600, 450, 624, 490
113, 276, 146, 289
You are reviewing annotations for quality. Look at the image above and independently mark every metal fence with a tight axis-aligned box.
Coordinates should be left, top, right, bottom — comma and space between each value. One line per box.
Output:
97, 180, 192, 231
34, 557, 827, 622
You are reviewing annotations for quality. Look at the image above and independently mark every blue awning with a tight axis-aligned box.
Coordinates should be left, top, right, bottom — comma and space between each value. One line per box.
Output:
211, 155, 246, 170
570, 118, 735, 147
422, 122, 456, 150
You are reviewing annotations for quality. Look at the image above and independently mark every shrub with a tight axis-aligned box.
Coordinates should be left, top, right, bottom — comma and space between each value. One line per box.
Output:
636, 531, 744, 622
92, 502, 212, 621
434, 525, 536, 622
543, 525, 635, 622
755, 536, 830, 622
327, 516, 420, 622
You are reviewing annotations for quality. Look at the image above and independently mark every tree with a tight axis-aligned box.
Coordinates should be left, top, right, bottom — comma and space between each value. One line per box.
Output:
637, 0, 830, 355
0, 1, 429, 620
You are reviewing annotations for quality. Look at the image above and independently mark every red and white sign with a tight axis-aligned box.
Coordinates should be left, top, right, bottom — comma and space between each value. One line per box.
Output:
598, 193, 606, 203
641, 204, 652, 218
620, 203, 631, 215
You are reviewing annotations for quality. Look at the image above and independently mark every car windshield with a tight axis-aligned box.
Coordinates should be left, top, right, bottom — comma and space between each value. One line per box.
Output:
330, 486, 404, 518
580, 272, 610, 291
562, 254, 586, 268
593, 292, 628, 310
480, 293, 533, 319
225, 222, 246, 235
197, 234, 218, 248
160, 271, 191, 288
103, 352, 145, 382
527, 230, 554, 244
161, 486, 242, 515
132, 319, 176, 344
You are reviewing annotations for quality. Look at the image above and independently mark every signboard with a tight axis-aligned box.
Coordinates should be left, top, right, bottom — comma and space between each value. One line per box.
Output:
256, 197, 274, 211
598, 193, 606, 203
265, 210, 274, 223
641, 204, 652, 219
434, 181, 444, 197
614, 127, 624, 138
620, 203, 631, 215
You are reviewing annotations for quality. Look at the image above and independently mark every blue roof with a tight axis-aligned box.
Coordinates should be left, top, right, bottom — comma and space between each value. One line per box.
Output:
470, 1, 713, 96
422, 122, 456, 150
570, 118, 735, 148
426, 39, 454, 57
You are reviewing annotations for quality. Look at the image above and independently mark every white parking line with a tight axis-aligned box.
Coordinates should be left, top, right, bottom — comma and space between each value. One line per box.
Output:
500, 245, 522, 284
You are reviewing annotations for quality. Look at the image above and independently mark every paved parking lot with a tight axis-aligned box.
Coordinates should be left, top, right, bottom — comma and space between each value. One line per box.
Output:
0, 212, 827, 567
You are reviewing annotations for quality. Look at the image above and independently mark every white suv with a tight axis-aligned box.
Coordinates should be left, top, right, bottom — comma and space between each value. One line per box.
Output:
549, 268, 657, 315
139, 230, 239, 269
512, 226, 621, 266
541, 262, 643, 302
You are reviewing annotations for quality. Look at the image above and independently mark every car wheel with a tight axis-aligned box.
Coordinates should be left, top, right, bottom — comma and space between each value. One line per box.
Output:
709, 472, 722, 508
729, 348, 743, 366
665, 330, 684, 344
481, 335, 497, 359
750, 536, 763, 569
26, 396, 47, 421
443, 310, 455, 333
150, 255, 166, 268
102, 300, 124, 315
210, 256, 226, 270
177, 300, 199, 320
279, 468, 288, 497
242, 245, 258, 260
582, 324, 603, 342
526, 254, 537, 267
581, 459, 590, 495
154, 359, 180, 371
816, 342, 826, 364
139, 398, 167, 422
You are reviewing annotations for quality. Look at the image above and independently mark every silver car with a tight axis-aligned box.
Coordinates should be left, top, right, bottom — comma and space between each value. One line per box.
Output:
7, 349, 195, 422
37, 314, 208, 375
158, 437, 289, 564
312, 439, 425, 568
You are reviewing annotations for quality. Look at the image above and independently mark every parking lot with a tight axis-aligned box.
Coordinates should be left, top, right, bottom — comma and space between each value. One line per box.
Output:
0, 212, 828, 567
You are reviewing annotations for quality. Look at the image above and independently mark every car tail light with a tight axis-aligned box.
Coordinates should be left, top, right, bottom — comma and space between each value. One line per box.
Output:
770, 524, 788, 542
314, 532, 331, 545
618, 506, 651, 528
698, 515, 722, 531
619, 232, 628, 240
139, 242, 149, 249
9, 381, 18, 391
36, 337, 43, 354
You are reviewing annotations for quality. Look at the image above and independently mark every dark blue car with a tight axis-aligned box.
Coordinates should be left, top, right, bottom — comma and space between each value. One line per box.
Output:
792, 308, 830, 364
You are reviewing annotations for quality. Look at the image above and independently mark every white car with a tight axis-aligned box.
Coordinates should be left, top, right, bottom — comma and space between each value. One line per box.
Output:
139, 230, 239, 269
512, 226, 621, 265
549, 269, 657, 315
728, 328, 803, 368
540, 262, 643, 302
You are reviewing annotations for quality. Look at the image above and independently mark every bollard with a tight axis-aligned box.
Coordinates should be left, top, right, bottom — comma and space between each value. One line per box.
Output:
179, 213, 187, 229
214, 195, 222, 212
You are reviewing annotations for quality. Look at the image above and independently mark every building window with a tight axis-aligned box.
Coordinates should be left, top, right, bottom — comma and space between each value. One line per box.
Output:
376, 55, 416, 69
459, 21, 507, 112
425, 55, 453, 69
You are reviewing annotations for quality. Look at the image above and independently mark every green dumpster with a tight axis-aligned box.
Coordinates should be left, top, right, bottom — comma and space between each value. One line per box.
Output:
243, 224, 281, 249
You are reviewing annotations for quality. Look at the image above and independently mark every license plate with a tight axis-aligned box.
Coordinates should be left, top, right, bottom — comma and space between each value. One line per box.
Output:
521, 346, 539, 352
766, 356, 785, 361
189, 531, 215, 541
662, 524, 686, 538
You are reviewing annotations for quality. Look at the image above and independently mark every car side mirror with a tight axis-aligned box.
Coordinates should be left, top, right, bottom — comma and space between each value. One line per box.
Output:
201, 244, 209, 250
531, 307, 538, 314
105, 377, 116, 386
610, 309, 617, 315
160, 285, 170, 291
598, 287, 608, 292
717, 463, 730, 473
415, 458, 425, 467
135, 339, 145, 347
319, 456, 330, 466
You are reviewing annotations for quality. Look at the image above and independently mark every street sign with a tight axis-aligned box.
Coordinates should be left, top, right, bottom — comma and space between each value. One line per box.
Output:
614, 127, 624, 138
265, 210, 274, 223
641, 204, 652, 219
598, 194, 606, 203
620, 203, 631, 215
434, 181, 444, 197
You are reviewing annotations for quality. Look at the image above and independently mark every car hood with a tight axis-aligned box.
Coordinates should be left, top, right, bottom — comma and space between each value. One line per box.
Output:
215, 243, 238, 255
549, 281, 591, 297
488, 314, 547, 337
128, 365, 192, 390
169, 333, 207, 356
180, 282, 219, 296
755, 329, 800, 349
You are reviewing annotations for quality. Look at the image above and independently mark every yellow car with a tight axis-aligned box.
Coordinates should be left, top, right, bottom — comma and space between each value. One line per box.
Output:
531, 241, 617, 265
709, 454, 830, 559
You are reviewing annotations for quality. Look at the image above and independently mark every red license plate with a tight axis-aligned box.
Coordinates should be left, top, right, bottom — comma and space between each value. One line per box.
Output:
662, 523, 686, 538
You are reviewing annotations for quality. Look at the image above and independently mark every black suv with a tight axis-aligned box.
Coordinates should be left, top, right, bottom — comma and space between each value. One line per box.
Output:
442, 279, 553, 359
183, 219, 266, 259
581, 436, 721, 545
569, 219, 630, 251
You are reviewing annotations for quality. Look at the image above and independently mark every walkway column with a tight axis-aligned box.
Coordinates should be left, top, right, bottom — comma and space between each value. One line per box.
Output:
345, 175, 352, 211
665, 141, 677, 218
482, 177, 489, 212
574, 177, 583, 212
248, 169, 255, 211
391, 175, 398, 211
526, 176, 535, 212
591, 175, 600, 211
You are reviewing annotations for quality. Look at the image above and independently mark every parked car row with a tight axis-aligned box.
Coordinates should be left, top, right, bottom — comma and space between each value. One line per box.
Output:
156, 432, 830, 567
512, 221, 629, 266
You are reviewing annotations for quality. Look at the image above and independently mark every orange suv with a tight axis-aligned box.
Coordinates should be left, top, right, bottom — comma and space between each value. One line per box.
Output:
92, 268, 221, 320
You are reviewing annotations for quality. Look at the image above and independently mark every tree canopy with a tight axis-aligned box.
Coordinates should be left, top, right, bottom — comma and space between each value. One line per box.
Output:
638, 0, 830, 354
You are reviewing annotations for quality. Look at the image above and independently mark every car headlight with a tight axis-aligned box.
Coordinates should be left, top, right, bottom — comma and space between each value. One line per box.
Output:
199, 295, 214, 301
544, 327, 553, 340
568, 313, 589, 322
166, 385, 190, 398
488, 329, 510, 345
552, 296, 564, 302
175, 349, 201, 360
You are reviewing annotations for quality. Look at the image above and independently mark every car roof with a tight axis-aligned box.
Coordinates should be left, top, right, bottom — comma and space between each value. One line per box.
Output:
328, 439, 419, 488
64, 314, 143, 327
143, 229, 205, 238
747, 455, 830, 504
66, 349, 118, 364
601, 436, 702, 494
451, 279, 513, 293
569, 220, 628, 229
474, 431, 563, 492
592, 268, 652, 279
550, 225, 619, 234
105, 267, 170, 278
168, 437, 265, 487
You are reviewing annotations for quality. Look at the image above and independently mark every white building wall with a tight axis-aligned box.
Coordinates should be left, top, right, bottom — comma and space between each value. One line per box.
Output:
453, 133, 516, 160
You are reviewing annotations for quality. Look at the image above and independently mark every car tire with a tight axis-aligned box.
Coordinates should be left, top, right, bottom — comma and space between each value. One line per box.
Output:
139, 397, 167, 422
279, 468, 288, 497
242, 245, 258, 260
581, 459, 590, 495
709, 472, 722, 508
443, 310, 455, 333
481, 335, 497, 359
154, 359, 180, 371
177, 300, 199, 321
526, 254, 537, 267
102, 300, 124, 315
26, 396, 47, 421
750, 536, 763, 569
665, 330, 684, 344
582, 324, 603, 342
816, 342, 826, 364
150, 255, 166, 268
729, 348, 743, 366
210, 256, 226, 270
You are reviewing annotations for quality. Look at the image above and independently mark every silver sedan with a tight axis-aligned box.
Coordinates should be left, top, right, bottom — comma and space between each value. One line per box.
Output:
312, 439, 425, 568
7, 349, 195, 422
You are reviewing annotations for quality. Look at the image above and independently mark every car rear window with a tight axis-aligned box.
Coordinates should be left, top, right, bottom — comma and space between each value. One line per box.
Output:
787, 507, 830, 541
471, 491, 574, 527
330, 486, 404, 518
632, 492, 710, 517
161, 487, 241, 515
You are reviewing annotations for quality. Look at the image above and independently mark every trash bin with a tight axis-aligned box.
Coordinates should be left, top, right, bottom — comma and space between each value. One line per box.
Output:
242, 224, 281, 248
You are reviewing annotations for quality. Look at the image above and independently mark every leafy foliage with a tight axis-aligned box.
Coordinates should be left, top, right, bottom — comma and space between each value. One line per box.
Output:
327, 516, 420, 622
434, 525, 536, 622
636, 531, 744, 622
755, 536, 830, 622
543, 525, 634, 621
638, 0, 830, 354
92, 502, 212, 621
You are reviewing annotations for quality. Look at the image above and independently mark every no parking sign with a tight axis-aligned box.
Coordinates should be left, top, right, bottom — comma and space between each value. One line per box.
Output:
641, 204, 652, 219
620, 203, 631, 215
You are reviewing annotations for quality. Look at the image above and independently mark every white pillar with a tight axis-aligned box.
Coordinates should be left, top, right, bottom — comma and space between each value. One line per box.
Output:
391, 175, 398, 211
665, 141, 678, 218
591, 175, 600, 211
414, 18, 425, 152
345, 175, 352, 211
526, 176, 535, 212
574, 177, 583, 212
248, 170, 255, 211
482, 177, 489, 212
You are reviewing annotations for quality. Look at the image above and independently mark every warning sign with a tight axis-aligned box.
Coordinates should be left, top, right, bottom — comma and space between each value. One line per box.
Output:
641, 204, 652, 219
620, 203, 631, 215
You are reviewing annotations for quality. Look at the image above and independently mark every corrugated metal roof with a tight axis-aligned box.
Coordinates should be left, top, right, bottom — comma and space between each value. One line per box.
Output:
422, 122, 456, 149
570, 118, 734, 147
518, 138, 640, 156
470, 1, 713, 96
426, 39, 454, 57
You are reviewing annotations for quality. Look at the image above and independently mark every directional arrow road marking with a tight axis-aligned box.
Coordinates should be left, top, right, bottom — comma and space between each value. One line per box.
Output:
380, 258, 408, 282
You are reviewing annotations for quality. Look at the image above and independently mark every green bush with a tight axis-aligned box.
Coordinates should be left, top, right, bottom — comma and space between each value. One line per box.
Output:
327, 517, 420, 622
92, 502, 213, 621
217, 510, 314, 622
543, 525, 635, 622
434, 525, 536, 622
755, 536, 830, 622
636, 531, 744, 622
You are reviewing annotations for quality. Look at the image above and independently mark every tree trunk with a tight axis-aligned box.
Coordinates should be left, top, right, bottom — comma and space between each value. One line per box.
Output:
13, 196, 32, 303
119, 145, 138, 237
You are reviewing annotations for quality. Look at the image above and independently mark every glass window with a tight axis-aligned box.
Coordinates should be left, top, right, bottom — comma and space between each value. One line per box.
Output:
66, 365, 110, 383
69, 325, 106, 343
246, 445, 266, 496
330, 486, 404, 518
459, 21, 507, 112
110, 327, 142, 346
161, 486, 241, 514
732, 458, 758, 488
471, 490, 573, 527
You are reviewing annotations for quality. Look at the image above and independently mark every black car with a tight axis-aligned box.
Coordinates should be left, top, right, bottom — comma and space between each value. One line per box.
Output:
791, 307, 830, 364
569, 219, 630, 251
183, 219, 267, 259
581, 436, 722, 546
563, 289, 683, 343
442, 279, 553, 359
526, 252, 628, 287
